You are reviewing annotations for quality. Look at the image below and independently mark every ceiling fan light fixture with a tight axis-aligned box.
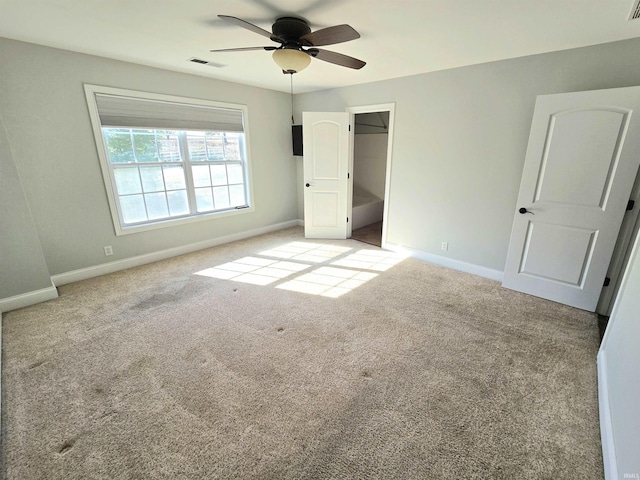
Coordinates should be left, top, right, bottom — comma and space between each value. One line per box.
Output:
272, 48, 310, 73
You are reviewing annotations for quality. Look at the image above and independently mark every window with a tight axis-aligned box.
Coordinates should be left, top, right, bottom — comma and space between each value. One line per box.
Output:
84, 85, 253, 235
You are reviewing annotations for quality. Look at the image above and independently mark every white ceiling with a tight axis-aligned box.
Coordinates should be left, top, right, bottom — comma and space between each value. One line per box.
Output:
2, 0, 640, 94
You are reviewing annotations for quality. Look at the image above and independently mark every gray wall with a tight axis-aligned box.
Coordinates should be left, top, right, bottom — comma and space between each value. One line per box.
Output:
0, 113, 52, 299
0, 38, 297, 283
5, 35, 640, 291
296, 37, 640, 271
353, 133, 387, 200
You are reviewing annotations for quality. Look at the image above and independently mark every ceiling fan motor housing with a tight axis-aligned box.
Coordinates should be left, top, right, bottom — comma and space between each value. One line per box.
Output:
272, 17, 311, 46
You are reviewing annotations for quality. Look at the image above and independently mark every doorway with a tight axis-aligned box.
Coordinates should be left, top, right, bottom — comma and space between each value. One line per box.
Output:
346, 104, 394, 248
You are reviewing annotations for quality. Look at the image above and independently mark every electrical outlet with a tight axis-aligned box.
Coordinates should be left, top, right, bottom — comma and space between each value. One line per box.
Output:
441, 242, 448, 251
104, 246, 113, 256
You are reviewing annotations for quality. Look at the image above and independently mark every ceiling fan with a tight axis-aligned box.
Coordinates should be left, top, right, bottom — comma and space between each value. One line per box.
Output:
211, 15, 366, 74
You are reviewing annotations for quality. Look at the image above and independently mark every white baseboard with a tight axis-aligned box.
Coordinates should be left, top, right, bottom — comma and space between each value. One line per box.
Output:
382, 241, 504, 282
297, 219, 304, 226
597, 351, 618, 480
0, 282, 59, 313
52, 220, 301, 287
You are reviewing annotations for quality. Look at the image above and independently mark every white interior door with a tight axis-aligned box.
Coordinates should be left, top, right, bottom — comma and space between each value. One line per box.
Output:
303, 112, 350, 239
503, 86, 640, 311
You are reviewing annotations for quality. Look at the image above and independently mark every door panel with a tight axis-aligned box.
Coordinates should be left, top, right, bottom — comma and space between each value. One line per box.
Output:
535, 109, 630, 208
312, 123, 342, 179
503, 87, 640, 311
303, 112, 350, 239
519, 222, 596, 286
310, 192, 339, 227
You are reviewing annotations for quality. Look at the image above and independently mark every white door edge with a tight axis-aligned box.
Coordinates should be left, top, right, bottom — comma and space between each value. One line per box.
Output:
596, 171, 640, 315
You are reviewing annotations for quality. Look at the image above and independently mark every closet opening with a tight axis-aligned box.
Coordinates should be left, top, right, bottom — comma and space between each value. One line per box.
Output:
350, 111, 390, 247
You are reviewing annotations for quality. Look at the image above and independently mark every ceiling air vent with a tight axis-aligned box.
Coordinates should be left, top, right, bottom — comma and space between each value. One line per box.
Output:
188, 58, 227, 68
629, 0, 640, 20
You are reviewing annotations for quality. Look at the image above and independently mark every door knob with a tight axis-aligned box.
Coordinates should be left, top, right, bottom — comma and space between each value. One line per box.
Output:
305, 183, 311, 187
519, 207, 534, 215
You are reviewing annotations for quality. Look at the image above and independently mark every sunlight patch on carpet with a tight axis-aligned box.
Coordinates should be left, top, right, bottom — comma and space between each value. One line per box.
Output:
194, 257, 310, 285
259, 242, 352, 263
277, 267, 378, 298
194, 241, 408, 296
331, 249, 408, 271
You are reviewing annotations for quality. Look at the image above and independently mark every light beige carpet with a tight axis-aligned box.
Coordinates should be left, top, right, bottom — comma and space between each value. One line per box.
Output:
1, 227, 603, 479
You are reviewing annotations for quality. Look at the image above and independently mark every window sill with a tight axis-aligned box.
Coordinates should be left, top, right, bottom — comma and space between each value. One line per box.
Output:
113, 205, 254, 236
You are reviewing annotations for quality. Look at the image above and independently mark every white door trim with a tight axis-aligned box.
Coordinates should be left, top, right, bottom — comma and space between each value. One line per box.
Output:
596, 351, 619, 480
346, 103, 395, 246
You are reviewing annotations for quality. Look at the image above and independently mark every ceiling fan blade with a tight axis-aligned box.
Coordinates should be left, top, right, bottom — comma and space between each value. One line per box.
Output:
308, 48, 366, 69
218, 15, 283, 43
300, 24, 360, 46
210, 46, 277, 52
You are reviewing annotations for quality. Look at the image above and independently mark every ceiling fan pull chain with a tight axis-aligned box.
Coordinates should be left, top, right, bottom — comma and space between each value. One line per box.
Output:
291, 73, 295, 125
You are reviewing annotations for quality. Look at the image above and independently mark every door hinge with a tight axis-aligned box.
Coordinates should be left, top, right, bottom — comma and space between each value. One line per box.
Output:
603, 277, 611, 287
347, 172, 350, 179
349, 124, 351, 132
347, 217, 349, 223
627, 199, 635, 211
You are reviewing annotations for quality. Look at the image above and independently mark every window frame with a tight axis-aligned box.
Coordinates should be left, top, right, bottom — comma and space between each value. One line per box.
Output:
84, 84, 255, 236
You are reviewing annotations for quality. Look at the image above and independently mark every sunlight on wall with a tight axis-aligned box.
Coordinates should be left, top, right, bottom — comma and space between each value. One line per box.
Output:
194, 241, 408, 297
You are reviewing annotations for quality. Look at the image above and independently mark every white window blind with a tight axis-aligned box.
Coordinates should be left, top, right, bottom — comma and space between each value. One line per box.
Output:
94, 93, 245, 132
